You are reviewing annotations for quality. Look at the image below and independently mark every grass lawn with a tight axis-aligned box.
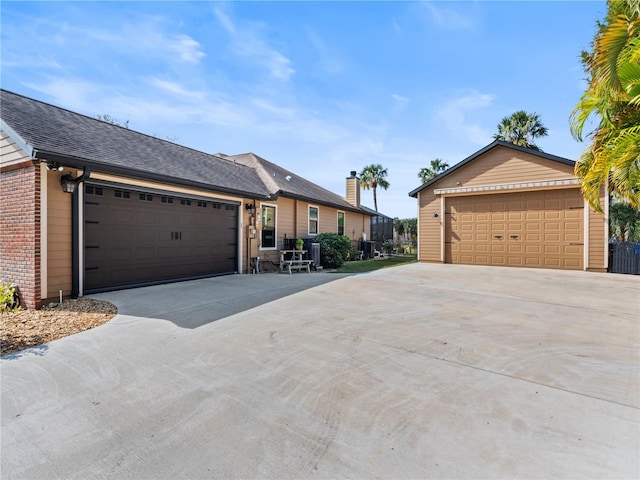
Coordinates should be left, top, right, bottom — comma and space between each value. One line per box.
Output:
335, 255, 417, 273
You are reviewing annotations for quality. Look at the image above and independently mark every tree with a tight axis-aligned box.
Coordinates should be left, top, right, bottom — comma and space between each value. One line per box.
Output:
96, 114, 129, 128
609, 202, 640, 241
493, 110, 548, 150
359, 164, 390, 212
418, 158, 450, 183
570, 0, 640, 212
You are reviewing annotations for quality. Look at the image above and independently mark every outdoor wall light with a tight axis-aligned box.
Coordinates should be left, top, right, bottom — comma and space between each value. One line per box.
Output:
47, 162, 64, 171
245, 203, 256, 214
60, 167, 91, 194
60, 174, 79, 193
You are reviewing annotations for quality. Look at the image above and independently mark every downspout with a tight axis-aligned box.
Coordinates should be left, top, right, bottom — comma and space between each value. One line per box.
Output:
71, 167, 91, 298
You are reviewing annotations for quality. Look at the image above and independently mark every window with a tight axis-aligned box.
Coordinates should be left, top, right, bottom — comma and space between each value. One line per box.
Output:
337, 212, 345, 236
309, 206, 319, 235
115, 190, 130, 199
261, 205, 276, 249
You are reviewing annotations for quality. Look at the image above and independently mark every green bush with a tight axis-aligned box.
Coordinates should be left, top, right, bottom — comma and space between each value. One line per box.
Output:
314, 233, 352, 269
0, 283, 20, 312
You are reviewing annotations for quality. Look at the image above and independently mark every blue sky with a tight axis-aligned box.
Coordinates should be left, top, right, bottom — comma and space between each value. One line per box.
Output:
1, 1, 605, 218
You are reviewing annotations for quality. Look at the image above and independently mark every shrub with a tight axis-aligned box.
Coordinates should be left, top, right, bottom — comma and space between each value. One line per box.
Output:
314, 233, 352, 269
0, 283, 20, 312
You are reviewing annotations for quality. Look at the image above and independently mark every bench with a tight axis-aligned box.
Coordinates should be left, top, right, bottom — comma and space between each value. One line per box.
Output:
281, 259, 312, 274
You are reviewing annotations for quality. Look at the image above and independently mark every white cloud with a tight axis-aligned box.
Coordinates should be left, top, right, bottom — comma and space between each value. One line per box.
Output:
423, 2, 475, 30
436, 91, 495, 146
392, 94, 409, 104
306, 29, 344, 75
213, 7, 295, 81
148, 78, 205, 100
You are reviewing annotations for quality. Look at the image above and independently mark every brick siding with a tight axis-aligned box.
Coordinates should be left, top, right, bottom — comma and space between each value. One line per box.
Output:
0, 161, 41, 308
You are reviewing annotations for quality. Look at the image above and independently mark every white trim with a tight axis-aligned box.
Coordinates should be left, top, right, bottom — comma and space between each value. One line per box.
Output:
584, 198, 589, 271
308, 204, 319, 236
604, 184, 610, 270
40, 163, 48, 299
440, 195, 445, 263
260, 203, 278, 250
434, 178, 578, 196
0, 119, 35, 160
337, 210, 345, 236
416, 192, 420, 260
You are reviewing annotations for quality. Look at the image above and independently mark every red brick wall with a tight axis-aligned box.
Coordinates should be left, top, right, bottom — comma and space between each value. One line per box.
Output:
0, 161, 41, 308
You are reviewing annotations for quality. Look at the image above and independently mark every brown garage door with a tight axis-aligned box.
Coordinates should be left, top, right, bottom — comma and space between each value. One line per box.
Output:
445, 189, 583, 270
84, 184, 238, 292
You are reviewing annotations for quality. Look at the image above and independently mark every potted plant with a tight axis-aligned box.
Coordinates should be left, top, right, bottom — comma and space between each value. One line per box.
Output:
295, 238, 304, 250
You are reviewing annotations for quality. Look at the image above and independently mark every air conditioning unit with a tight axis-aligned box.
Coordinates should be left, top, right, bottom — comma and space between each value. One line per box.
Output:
310, 243, 320, 270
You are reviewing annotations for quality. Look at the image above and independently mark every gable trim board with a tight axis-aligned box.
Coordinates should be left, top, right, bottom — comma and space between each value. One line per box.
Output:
410, 141, 607, 272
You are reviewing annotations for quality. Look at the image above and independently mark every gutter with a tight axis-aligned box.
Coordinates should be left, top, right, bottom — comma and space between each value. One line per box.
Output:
32, 149, 270, 199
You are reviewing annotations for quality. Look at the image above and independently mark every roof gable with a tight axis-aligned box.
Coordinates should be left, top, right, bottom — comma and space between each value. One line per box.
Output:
220, 152, 369, 213
408, 140, 575, 197
1, 89, 371, 215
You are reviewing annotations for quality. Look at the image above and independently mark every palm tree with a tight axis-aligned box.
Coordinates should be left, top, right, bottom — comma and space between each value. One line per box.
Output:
493, 110, 548, 150
609, 202, 640, 241
570, 0, 640, 212
359, 164, 390, 212
418, 158, 450, 183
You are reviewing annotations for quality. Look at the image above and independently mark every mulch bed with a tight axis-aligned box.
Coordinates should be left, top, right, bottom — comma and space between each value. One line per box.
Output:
0, 298, 117, 356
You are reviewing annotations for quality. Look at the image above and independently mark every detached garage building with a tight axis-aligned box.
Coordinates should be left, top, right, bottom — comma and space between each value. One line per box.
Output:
409, 141, 607, 271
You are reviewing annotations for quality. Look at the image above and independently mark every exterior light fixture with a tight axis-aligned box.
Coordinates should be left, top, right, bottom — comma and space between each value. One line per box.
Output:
60, 167, 91, 194
60, 175, 78, 193
245, 203, 256, 214
47, 162, 64, 171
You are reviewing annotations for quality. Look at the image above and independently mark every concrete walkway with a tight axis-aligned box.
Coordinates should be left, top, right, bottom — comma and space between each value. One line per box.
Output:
1, 264, 638, 479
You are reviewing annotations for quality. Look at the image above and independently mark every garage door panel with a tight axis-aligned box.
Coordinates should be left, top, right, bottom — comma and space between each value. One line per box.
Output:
84, 184, 238, 291
445, 189, 583, 270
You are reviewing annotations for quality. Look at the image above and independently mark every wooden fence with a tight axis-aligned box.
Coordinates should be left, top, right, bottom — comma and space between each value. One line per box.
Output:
609, 242, 640, 275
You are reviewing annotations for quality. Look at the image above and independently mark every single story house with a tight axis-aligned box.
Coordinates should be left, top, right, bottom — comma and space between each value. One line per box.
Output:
0, 89, 375, 308
409, 140, 608, 272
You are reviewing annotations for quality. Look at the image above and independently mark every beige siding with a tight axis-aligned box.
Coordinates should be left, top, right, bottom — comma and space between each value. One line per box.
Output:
345, 177, 360, 208
0, 130, 30, 167
344, 210, 368, 241
587, 191, 607, 271
47, 171, 72, 297
88, 173, 243, 204
418, 191, 442, 262
415, 145, 610, 271
433, 146, 576, 191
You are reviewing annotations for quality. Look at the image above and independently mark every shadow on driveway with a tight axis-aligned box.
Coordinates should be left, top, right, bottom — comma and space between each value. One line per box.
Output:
88, 272, 351, 329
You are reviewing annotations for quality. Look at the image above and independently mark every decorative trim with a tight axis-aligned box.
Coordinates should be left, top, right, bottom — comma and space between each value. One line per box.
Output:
440, 195, 445, 263
584, 198, 589, 271
434, 178, 578, 196
40, 163, 48, 299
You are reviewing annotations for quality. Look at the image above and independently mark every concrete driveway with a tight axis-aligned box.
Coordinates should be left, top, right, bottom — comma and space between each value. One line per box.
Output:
1, 264, 638, 479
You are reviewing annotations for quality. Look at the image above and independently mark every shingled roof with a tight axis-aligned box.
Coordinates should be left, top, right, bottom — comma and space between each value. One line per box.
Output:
1, 89, 368, 213
218, 152, 362, 212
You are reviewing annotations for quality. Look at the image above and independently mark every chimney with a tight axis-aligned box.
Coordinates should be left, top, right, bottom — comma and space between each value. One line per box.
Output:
346, 170, 360, 208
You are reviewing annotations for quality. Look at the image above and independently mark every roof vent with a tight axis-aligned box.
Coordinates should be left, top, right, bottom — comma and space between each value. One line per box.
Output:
285, 175, 292, 181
